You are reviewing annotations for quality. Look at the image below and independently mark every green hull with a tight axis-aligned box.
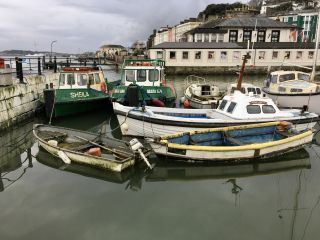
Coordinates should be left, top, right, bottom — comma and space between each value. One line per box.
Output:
44, 88, 110, 118
112, 85, 176, 107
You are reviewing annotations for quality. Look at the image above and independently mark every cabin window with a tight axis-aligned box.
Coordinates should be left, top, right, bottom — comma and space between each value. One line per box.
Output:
148, 69, 159, 82
195, 51, 201, 59
298, 73, 309, 81
230, 87, 245, 94
137, 70, 146, 82
88, 74, 94, 85
182, 51, 189, 59
247, 87, 256, 94
77, 74, 88, 86
290, 88, 303, 93
262, 105, 276, 113
66, 74, 75, 85
125, 70, 135, 82
227, 102, 237, 113
169, 51, 176, 59
94, 73, 101, 84
279, 73, 295, 82
271, 75, 278, 83
218, 100, 228, 110
247, 105, 261, 114
256, 88, 261, 94
278, 87, 286, 92
59, 73, 66, 85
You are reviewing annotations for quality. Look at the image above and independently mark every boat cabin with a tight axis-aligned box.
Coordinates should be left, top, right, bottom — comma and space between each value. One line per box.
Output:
228, 83, 263, 97
211, 90, 293, 119
122, 59, 165, 87
58, 67, 106, 91
265, 70, 318, 94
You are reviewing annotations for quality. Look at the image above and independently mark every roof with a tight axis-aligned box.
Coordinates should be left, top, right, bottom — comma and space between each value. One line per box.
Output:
151, 42, 316, 50
188, 17, 300, 34
100, 44, 125, 49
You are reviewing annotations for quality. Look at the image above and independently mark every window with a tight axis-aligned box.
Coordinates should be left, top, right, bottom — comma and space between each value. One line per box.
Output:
137, 70, 146, 82
218, 100, 227, 110
156, 51, 163, 59
59, 73, 66, 85
77, 74, 88, 86
308, 51, 314, 59
279, 87, 286, 92
148, 69, 159, 82
169, 51, 176, 59
271, 30, 280, 42
196, 34, 202, 42
296, 51, 302, 59
233, 51, 240, 61
262, 105, 276, 113
272, 51, 278, 59
257, 30, 266, 42
67, 74, 75, 85
229, 30, 238, 42
298, 73, 310, 81
218, 34, 224, 42
182, 51, 189, 59
258, 51, 266, 60
204, 34, 209, 42
247, 87, 257, 94
290, 88, 303, 93
211, 34, 217, 42
256, 88, 261, 95
271, 75, 278, 83
208, 51, 215, 59
243, 30, 252, 42
227, 102, 237, 113
293, 16, 298, 21
279, 73, 295, 82
125, 70, 135, 82
88, 74, 94, 85
247, 105, 261, 114
94, 73, 101, 84
195, 51, 201, 59
220, 51, 227, 61
284, 51, 291, 59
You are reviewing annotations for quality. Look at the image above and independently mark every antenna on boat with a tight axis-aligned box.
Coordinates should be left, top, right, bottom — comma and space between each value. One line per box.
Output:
236, 53, 251, 91
310, 9, 320, 81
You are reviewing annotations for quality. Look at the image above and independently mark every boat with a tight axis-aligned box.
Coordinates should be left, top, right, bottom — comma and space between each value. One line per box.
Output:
114, 53, 318, 138
43, 66, 111, 118
263, 70, 320, 113
110, 59, 177, 107
33, 124, 151, 172
148, 121, 313, 161
182, 75, 223, 109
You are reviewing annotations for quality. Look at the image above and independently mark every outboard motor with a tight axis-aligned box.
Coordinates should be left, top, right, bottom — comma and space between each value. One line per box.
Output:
126, 84, 140, 107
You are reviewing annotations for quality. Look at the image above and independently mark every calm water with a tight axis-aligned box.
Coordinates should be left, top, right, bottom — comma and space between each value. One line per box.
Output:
1, 67, 320, 240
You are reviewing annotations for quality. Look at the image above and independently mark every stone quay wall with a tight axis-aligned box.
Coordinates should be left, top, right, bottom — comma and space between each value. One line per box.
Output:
0, 73, 58, 131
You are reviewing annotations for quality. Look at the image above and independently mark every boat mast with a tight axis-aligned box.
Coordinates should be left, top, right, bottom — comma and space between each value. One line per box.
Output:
236, 53, 250, 90
310, 9, 320, 81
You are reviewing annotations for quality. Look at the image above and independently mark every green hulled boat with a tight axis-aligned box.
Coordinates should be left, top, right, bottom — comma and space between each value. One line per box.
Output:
43, 67, 111, 118
110, 59, 176, 107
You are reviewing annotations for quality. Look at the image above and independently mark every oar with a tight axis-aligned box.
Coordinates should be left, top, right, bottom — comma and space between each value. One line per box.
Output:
74, 135, 132, 158
57, 150, 71, 164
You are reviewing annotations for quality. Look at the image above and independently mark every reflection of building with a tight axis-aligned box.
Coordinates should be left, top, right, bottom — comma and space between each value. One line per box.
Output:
96, 44, 126, 58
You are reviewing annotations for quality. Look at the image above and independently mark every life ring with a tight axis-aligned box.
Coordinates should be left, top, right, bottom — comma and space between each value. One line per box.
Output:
100, 82, 107, 92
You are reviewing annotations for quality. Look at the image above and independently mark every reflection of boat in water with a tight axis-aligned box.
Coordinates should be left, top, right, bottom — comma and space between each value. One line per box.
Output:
36, 148, 141, 185
146, 149, 311, 182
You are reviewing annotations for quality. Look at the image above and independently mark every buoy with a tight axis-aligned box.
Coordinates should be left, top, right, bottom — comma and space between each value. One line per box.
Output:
180, 96, 186, 103
151, 98, 165, 107
87, 147, 102, 157
183, 99, 190, 108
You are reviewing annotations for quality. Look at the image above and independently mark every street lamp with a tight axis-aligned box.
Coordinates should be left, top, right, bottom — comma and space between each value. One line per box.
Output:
50, 40, 57, 62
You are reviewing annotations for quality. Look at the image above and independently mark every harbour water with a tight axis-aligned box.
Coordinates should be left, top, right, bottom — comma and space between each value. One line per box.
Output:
1, 67, 320, 240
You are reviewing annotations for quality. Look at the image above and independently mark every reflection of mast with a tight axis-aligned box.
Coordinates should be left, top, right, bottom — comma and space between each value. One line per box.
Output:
224, 179, 243, 206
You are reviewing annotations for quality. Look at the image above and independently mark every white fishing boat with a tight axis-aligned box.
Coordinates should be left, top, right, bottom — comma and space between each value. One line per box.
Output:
182, 75, 223, 109
148, 122, 313, 161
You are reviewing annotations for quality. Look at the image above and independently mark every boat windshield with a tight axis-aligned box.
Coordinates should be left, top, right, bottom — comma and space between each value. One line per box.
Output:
94, 73, 101, 84
77, 74, 88, 86
125, 70, 135, 82
298, 73, 310, 81
149, 69, 159, 82
59, 73, 75, 86
279, 73, 295, 82
137, 70, 146, 82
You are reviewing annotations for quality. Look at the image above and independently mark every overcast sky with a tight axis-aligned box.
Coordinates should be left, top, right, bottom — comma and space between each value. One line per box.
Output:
0, 0, 236, 53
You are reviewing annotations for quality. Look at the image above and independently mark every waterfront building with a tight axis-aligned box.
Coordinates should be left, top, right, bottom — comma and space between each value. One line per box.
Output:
96, 44, 126, 58
269, 10, 319, 42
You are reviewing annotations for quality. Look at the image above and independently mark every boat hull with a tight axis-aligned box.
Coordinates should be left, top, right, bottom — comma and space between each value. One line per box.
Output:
263, 88, 320, 114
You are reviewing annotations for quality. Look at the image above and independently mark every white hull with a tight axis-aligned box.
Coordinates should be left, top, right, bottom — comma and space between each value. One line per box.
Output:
149, 132, 313, 161
265, 92, 320, 114
116, 113, 316, 138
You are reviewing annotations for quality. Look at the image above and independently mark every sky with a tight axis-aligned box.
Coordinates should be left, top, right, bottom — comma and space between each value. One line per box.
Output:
0, 0, 235, 53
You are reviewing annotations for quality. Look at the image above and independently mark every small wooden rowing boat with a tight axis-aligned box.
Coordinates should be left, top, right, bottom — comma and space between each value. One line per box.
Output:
148, 121, 313, 162
33, 124, 150, 172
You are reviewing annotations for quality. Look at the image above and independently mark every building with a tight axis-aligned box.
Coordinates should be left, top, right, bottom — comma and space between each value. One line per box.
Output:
186, 17, 299, 43
269, 10, 319, 42
149, 42, 318, 74
96, 44, 126, 58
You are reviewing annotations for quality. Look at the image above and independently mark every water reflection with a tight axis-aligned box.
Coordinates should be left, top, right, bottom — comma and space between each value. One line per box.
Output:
0, 121, 35, 192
